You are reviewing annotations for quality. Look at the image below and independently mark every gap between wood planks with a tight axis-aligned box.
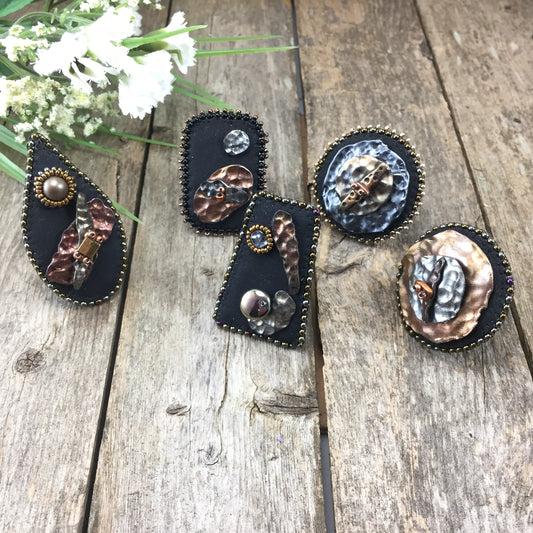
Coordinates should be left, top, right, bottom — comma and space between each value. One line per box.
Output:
412, 0, 533, 378
290, 1, 336, 532
80, 110, 156, 532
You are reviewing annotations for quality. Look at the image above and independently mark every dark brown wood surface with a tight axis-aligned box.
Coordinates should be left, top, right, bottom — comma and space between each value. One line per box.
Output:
0, 0, 531, 531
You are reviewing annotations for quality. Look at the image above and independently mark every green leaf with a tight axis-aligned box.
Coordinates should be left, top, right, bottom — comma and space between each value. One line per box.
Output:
196, 45, 296, 57
0, 124, 27, 155
51, 133, 121, 156
97, 126, 180, 148
112, 201, 143, 224
122, 25, 207, 49
196, 34, 280, 43
173, 74, 232, 110
172, 85, 229, 109
0, 152, 25, 184
0, 54, 34, 77
0, 0, 39, 18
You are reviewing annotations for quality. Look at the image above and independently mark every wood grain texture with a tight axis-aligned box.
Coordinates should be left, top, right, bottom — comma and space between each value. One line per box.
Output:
0, 6, 167, 531
296, 0, 533, 531
88, 1, 324, 531
416, 0, 533, 365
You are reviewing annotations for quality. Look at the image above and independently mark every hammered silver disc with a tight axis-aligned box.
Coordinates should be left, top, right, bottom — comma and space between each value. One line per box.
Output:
223, 129, 250, 155
334, 154, 393, 215
408, 255, 466, 323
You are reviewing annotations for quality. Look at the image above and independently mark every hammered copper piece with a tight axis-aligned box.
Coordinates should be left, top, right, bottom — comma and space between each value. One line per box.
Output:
336, 155, 393, 214
193, 164, 253, 223
399, 230, 493, 343
246, 290, 296, 335
272, 210, 300, 294
46, 196, 115, 288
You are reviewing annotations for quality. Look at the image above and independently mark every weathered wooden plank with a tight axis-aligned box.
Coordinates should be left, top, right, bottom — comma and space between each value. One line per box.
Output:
416, 0, 533, 367
296, 0, 533, 530
0, 6, 168, 531
89, 1, 324, 531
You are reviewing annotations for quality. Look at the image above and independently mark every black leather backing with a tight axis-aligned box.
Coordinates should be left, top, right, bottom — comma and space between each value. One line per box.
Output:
214, 193, 321, 348
400, 224, 513, 351
22, 134, 127, 304
180, 110, 268, 234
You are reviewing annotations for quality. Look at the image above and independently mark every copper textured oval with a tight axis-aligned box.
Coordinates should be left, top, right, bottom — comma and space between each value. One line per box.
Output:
193, 165, 253, 223
272, 210, 300, 295
399, 230, 493, 343
397, 224, 514, 351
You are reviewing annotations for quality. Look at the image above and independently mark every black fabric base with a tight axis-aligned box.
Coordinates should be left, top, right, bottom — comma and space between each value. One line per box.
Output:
23, 134, 127, 304
401, 224, 513, 351
315, 129, 422, 240
214, 193, 320, 348
180, 110, 268, 234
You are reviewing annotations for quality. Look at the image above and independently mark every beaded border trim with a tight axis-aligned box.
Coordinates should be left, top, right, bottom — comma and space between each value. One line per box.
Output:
213, 191, 321, 348
21, 133, 128, 306
246, 224, 273, 254
313, 125, 425, 244
396, 222, 515, 352
179, 109, 269, 236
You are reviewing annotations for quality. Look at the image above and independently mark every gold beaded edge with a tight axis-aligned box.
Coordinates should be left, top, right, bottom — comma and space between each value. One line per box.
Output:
212, 190, 321, 348
21, 132, 128, 306
395, 222, 515, 352
312, 124, 425, 244
246, 224, 274, 254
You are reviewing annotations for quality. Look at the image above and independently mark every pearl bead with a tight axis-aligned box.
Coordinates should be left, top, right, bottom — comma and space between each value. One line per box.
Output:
240, 289, 270, 319
42, 175, 69, 202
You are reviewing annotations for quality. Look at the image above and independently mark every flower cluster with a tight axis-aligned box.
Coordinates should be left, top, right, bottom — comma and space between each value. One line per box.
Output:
0, 0, 196, 142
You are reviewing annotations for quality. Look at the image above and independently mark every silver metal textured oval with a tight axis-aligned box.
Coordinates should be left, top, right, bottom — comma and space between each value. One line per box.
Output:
247, 290, 296, 335
314, 128, 425, 242
409, 255, 466, 323
223, 129, 250, 155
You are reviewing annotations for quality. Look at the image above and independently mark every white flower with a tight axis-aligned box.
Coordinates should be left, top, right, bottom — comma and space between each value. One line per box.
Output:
118, 50, 174, 119
34, 32, 112, 93
85, 5, 142, 42
163, 11, 196, 74
33, 6, 142, 92
82, 7, 140, 74
31, 22, 55, 37
8, 25, 24, 37
83, 117, 103, 136
0, 77, 8, 116
2, 35, 46, 62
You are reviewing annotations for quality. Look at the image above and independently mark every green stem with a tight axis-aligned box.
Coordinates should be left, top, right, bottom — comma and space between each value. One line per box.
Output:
44, 0, 53, 11
173, 74, 232, 110
0, 54, 35, 78
172, 85, 228, 109
196, 35, 280, 43
97, 126, 181, 148
51, 133, 121, 156
122, 25, 207, 49
196, 45, 296, 57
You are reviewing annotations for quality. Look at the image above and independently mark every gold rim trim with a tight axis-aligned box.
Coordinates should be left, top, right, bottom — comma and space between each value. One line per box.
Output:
34, 167, 76, 207
246, 224, 274, 254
